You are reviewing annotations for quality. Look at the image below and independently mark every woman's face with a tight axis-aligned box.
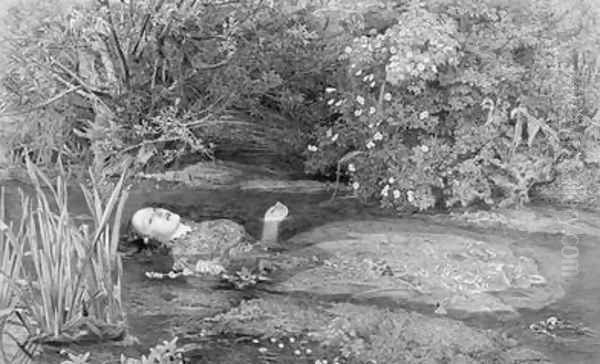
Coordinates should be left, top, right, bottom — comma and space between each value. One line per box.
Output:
131, 207, 181, 242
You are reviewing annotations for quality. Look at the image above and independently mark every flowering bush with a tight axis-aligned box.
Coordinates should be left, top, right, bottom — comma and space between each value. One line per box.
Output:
305, 0, 600, 210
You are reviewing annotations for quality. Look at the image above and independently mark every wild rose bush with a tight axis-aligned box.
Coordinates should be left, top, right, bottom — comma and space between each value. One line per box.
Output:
305, 0, 598, 210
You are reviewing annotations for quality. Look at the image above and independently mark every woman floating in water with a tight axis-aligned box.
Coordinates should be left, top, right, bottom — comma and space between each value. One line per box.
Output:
130, 202, 289, 280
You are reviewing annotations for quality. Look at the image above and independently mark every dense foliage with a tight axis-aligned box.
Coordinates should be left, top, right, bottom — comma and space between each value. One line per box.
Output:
304, 0, 600, 210
2, 0, 600, 209
1, 0, 336, 174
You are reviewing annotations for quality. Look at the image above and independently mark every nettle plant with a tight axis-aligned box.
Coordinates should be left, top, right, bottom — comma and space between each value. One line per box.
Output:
305, 1, 570, 211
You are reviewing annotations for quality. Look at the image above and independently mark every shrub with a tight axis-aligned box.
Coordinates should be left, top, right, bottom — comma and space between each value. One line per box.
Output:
305, 0, 600, 210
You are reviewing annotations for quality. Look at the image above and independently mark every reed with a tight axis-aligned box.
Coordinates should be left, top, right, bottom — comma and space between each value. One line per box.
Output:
0, 157, 130, 357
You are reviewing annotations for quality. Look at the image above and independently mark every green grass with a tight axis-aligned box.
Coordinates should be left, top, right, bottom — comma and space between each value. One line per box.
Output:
0, 157, 130, 359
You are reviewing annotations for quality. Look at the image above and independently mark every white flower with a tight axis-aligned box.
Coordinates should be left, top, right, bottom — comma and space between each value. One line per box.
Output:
325, 87, 336, 93
417, 63, 425, 72
420, 145, 429, 153
350, 63, 356, 68
384, 92, 392, 101
393, 189, 401, 199
355, 69, 363, 76
369, 106, 376, 115
431, 64, 438, 73
327, 99, 335, 105
334, 99, 344, 107
407, 190, 415, 202
363, 75, 370, 82
390, 46, 397, 54
368, 123, 374, 128
326, 128, 333, 138
307, 145, 318, 152
354, 109, 363, 117
366, 141, 375, 149
419, 111, 430, 120
331, 133, 339, 142
344, 46, 353, 54
356, 96, 365, 105
369, 81, 376, 88
352, 181, 360, 190
348, 163, 356, 172
373, 131, 383, 141
367, 74, 375, 81
381, 184, 390, 197
388, 177, 395, 184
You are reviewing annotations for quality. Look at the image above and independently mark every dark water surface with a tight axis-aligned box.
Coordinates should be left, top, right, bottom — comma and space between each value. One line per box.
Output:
2, 180, 599, 363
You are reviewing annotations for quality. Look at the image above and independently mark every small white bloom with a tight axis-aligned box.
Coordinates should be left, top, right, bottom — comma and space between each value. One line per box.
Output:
390, 46, 397, 54
407, 190, 415, 202
356, 96, 365, 105
369, 106, 376, 115
419, 111, 430, 120
417, 63, 425, 72
366, 141, 375, 149
363, 75, 370, 82
384, 92, 392, 101
307, 145, 318, 152
420, 145, 429, 153
355, 69, 363, 76
352, 181, 360, 190
344, 46, 353, 54
326, 128, 333, 138
327, 99, 335, 105
393, 189, 401, 199
431, 64, 438, 73
350, 63, 356, 68
373, 131, 383, 141
354, 109, 363, 117
325, 87, 336, 93
368, 123, 374, 128
348, 163, 356, 172
388, 177, 395, 184
331, 133, 339, 142
381, 184, 390, 197
369, 81, 376, 88
334, 99, 344, 107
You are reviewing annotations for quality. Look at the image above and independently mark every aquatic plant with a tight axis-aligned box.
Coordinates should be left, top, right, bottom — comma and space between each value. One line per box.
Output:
0, 157, 130, 355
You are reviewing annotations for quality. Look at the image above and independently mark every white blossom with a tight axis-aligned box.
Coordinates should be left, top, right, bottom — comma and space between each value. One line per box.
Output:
366, 141, 375, 149
393, 189, 401, 199
420, 145, 429, 153
419, 111, 430, 120
334, 99, 344, 107
331, 133, 339, 142
373, 131, 383, 141
327, 99, 335, 105
388, 177, 395, 184
369, 106, 376, 115
390, 46, 397, 54
348, 163, 356, 172
355, 69, 363, 76
307, 145, 318, 152
352, 181, 360, 190
325, 87, 336, 93
326, 128, 333, 138
344, 46, 353, 54
354, 109, 363, 117
381, 184, 390, 197
356, 96, 365, 105
369, 81, 376, 88
384, 92, 392, 101
407, 190, 415, 202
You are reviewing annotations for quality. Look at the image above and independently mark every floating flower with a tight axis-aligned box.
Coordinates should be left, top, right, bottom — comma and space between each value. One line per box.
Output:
366, 141, 375, 149
355, 69, 363, 76
388, 177, 395, 184
354, 109, 363, 117
356, 96, 365, 105
348, 163, 356, 172
373, 131, 383, 141
381, 184, 390, 197
407, 190, 415, 202
344, 46, 353, 54
334, 99, 344, 107
419, 111, 429, 120
420, 145, 429, 153
431, 65, 438, 73
369, 106, 376, 115
327, 99, 335, 105
367, 74, 375, 81
363, 75, 370, 82
369, 81, 376, 88
368, 123, 374, 128
393, 189, 401, 199
390, 46, 397, 54
352, 181, 360, 190
331, 133, 339, 142
325, 87, 336, 93
384, 92, 392, 101
307, 145, 318, 152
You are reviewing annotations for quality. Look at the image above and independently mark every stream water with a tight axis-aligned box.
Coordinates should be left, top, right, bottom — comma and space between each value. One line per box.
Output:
2, 180, 599, 363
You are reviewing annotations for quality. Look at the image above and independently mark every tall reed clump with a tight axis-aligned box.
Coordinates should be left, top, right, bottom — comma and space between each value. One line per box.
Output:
0, 157, 130, 358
